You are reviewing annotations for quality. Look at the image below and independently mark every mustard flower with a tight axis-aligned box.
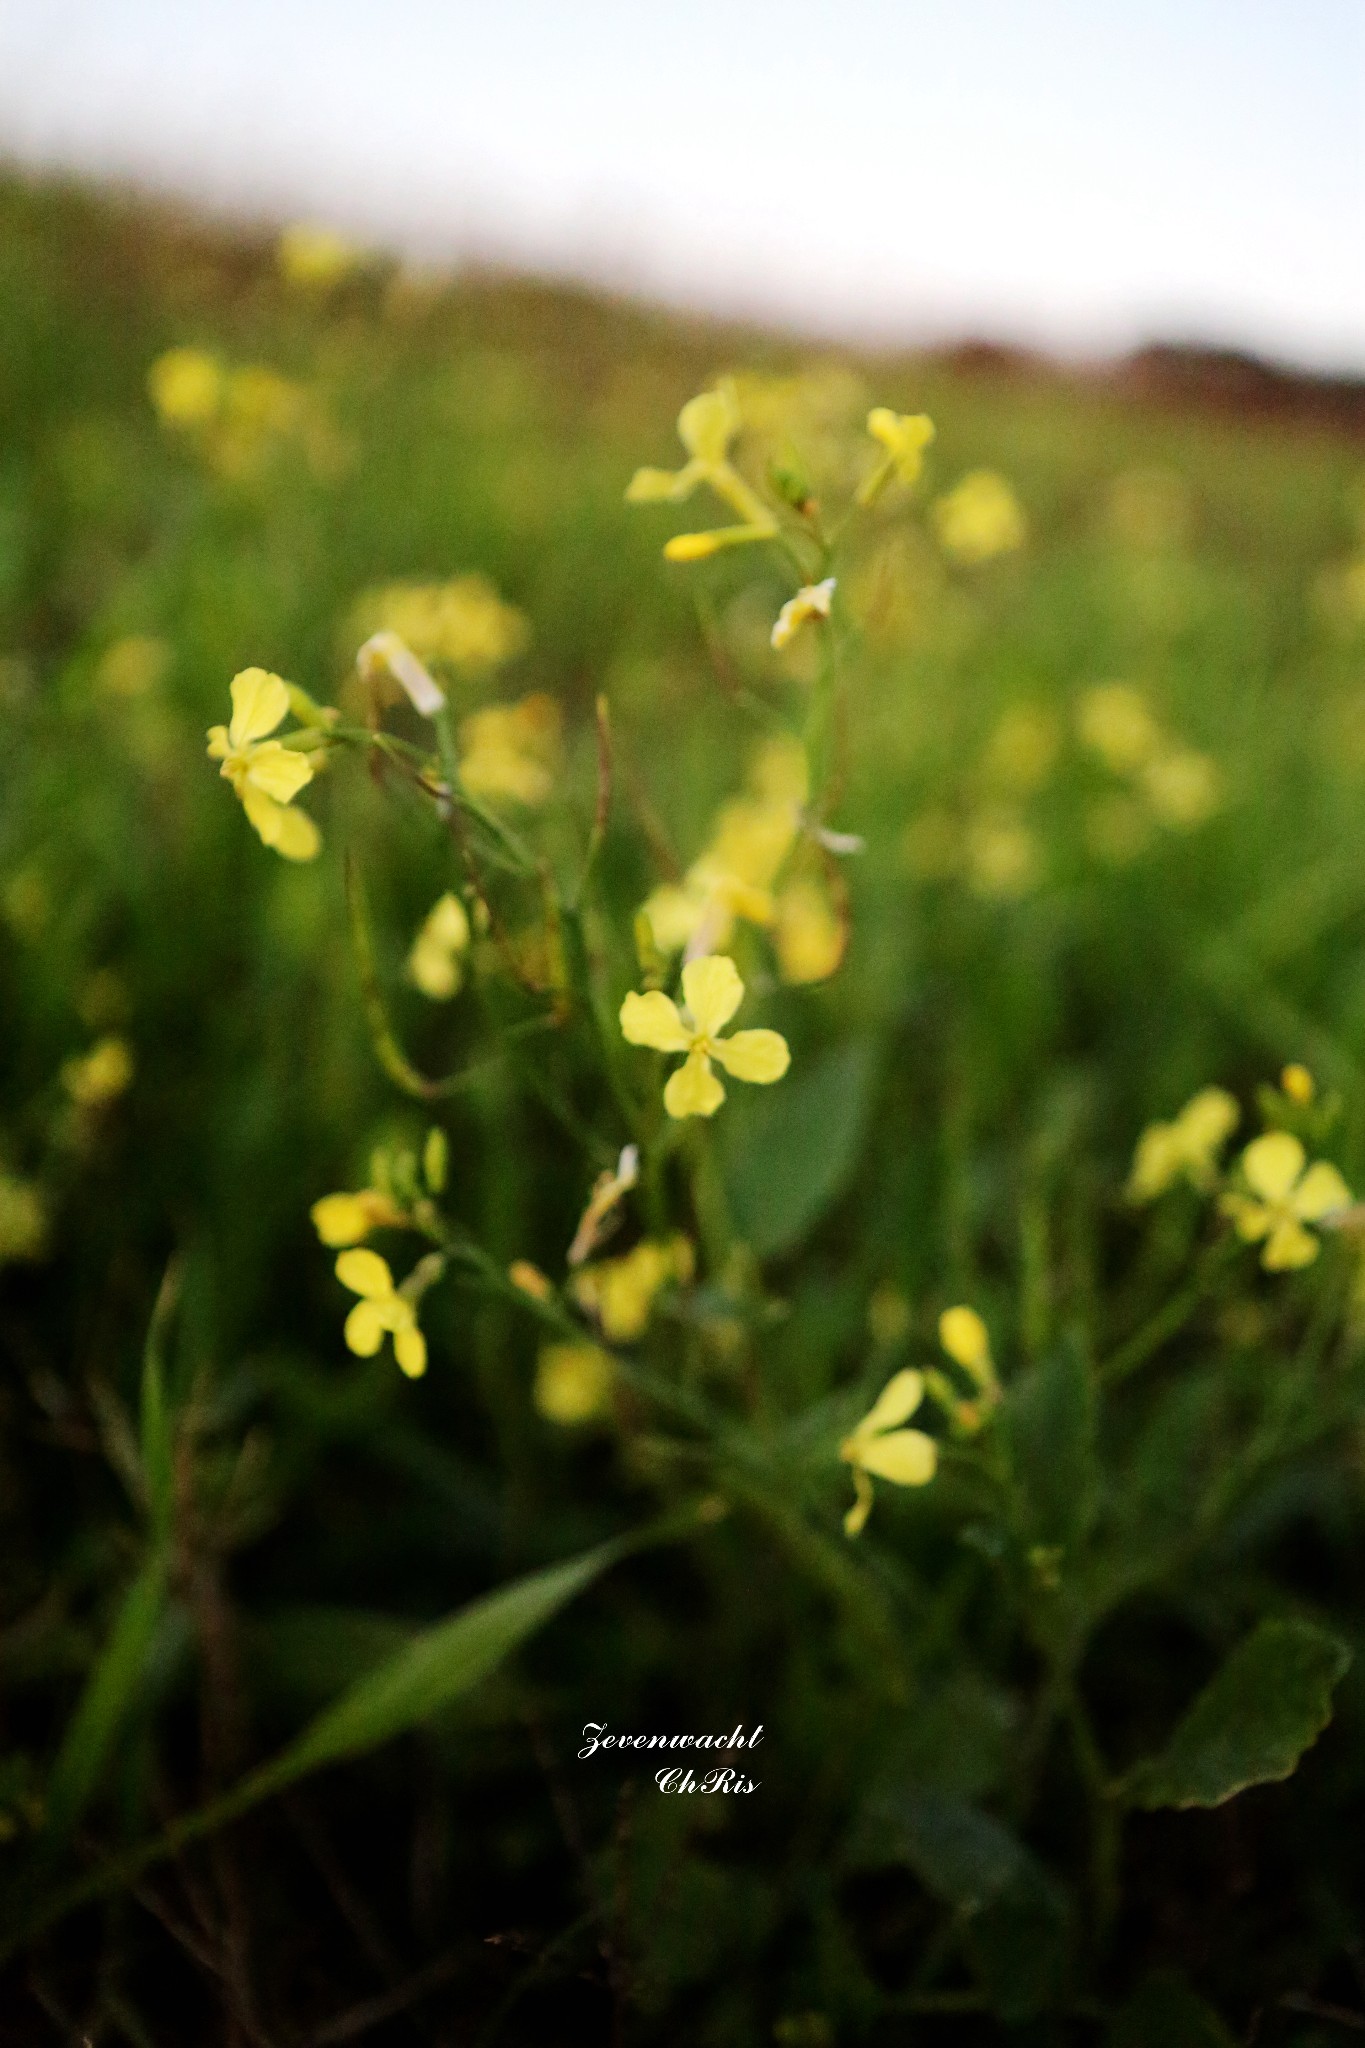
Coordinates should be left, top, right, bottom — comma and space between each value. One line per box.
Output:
773, 876, 844, 985
349, 575, 529, 676
840, 1370, 938, 1537
1220, 1132, 1351, 1271
207, 668, 320, 861
625, 382, 777, 559
148, 347, 223, 430
619, 956, 790, 1120
311, 1187, 407, 1248
928, 1305, 1001, 1432
458, 694, 560, 807
61, 1036, 134, 1108
771, 578, 836, 652
1127, 1087, 1239, 1203
572, 1236, 694, 1343
277, 223, 362, 289
1076, 683, 1162, 774
335, 1249, 428, 1377
931, 471, 1026, 563
408, 892, 471, 1001
1282, 1063, 1315, 1107
1140, 749, 1221, 829
858, 408, 936, 504
535, 1342, 613, 1425
640, 736, 807, 959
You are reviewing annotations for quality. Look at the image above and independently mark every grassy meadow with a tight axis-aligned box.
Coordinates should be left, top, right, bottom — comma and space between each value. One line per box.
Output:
5, 174, 1365, 2043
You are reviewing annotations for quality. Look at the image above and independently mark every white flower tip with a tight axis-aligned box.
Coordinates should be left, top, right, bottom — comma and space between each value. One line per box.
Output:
357, 631, 446, 717
617, 1144, 640, 1187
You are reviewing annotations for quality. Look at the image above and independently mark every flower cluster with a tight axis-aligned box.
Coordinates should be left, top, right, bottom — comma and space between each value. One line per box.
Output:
347, 574, 530, 676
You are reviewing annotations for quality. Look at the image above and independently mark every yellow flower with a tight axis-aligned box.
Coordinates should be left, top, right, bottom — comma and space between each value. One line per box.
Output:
148, 347, 223, 429
349, 575, 529, 676
981, 705, 1058, 795
1076, 683, 1162, 774
535, 1342, 614, 1425
773, 876, 845, 985
408, 893, 471, 1000
95, 636, 172, 700
931, 1305, 1001, 1431
277, 223, 362, 290
619, 956, 790, 1120
858, 408, 936, 503
0, 1172, 46, 1264
311, 1187, 408, 1248
1220, 1132, 1351, 1271
840, 1369, 938, 1536
572, 1236, 694, 1343
458, 694, 560, 807
771, 578, 836, 652
931, 471, 1026, 563
62, 1037, 134, 1108
335, 1249, 428, 1377
965, 812, 1039, 900
1141, 748, 1221, 829
1127, 1087, 1240, 1202
1282, 1064, 1315, 1107
567, 1144, 640, 1266
206, 668, 320, 861
640, 737, 807, 958
626, 382, 777, 559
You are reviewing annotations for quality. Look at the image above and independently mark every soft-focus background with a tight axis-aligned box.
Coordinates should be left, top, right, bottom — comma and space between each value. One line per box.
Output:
6, 7, 1365, 2045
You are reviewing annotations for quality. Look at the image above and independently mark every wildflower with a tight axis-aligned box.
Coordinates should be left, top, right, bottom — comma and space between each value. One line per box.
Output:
1127, 1087, 1240, 1202
965, 812, 1039, 899
535, 1342, 613, 1425
932, 471, 1026, 563
639, 736, 808, 959
349, 575, 529, 675
773, 876, 844, 985
408, 893, 471, 1000
1077, 684, 1161, 774
567, 1144, 640, 1266
277, 223, 362, 289
572, 1236, 694, 1343
311, 1186, 407, 1248
858, 408, 936, 505
928, 1305, 1002, 1432
206, 668, 320, 861
459, 694, 560, 807
619, 956, 789, 1120
62, 1037, 134, 1108
771, 578, 836, 652
840, 1370, 937, 1537
509, 1259, 554, 1301
356, 632, 446, 717
95, 636, 172, 700
982, 705, 1058, 795
335, 1249, 428, 1377
0, 1172, 46, 1264
1141, 749, 1220, 829
1282, 1064, 1315, 1107
1220, 1132, 1351, 1271
626, 382, 777, 559
148, 348, 223, 430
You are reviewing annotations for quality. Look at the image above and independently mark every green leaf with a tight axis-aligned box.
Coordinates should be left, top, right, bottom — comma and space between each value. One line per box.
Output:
1124, 1617, 1351, 1810
43, 1549, 171, 1847
1109, 1971, 1236, 2047
721, 1040, 876, 1259
1006, 1329, 1096, 1553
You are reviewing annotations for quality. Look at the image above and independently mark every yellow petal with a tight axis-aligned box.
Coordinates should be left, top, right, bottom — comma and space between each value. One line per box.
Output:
619, 988, 691, 1053
681, 955, 744, 1038
1241, 1131, 1306, 1203
857, 1368, 925, 1437
312, 1192, 378, 1247
268, 803, 322, 862
1175, 1087, 1239, 1156
534, 1342, 613, 1425
856, 1428, 938, 1488
1127, 1123, 1180, 1202
227, 667, 290, 748
663, 1050, 725, 1119
939, 1306, 991, 1373
336, 1247, 395, 1300
677, 385, 740, 465
843, 1469, 874, 1538
1292, 1161, 1351, 1222
625, 462, 700, 503
711, 1027, 790, 1084
394, 1321, 428, 1378
244, 741, 314, 803
1262, 1220, 1319, 1271
642, 884, 706, 955
206, 724, 230, 759
343, 1299, 387, 1357
1220, 1192, 1272, 1243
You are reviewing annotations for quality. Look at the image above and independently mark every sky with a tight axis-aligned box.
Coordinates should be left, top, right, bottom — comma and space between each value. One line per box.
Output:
0, 0, 1361, 370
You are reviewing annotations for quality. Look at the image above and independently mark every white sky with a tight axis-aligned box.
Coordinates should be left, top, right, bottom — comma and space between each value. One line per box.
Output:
0, 0, 1361, 370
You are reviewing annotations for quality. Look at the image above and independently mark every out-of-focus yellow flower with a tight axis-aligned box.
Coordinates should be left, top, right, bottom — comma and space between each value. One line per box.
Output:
567, 1144, 640, 1266
620, 955, 790, 1119
929, 1304, 1001, 1432
535, 1342, 613, 1424
509, 1258, 554, 1301
62, 1037, 134, 1108
626, 382, 777, 559
1282, 1064, 1315, 1106
0, 1172, 46, 1263
349, 575, 530, 675
148, 347, 223, 429
311, 1186, 408, 1248
771, 577, 836, 652
277, 223, 363, 289
1076, 683, 1162, 773
859, 408, 936, 504
982, 704, 1059, 795
773, 875, 845, 984
1141, 749, 1221, 829
1221, 1132, 1351, 1271
1127, 1086, 1239, 1202
95, 636, 172, 699
840, 1369, 937, 1537
336, 1248, 428, 1377
408, 892, 471, 1000
640, 736, 807, 958
458, 694, 560, 807
572, 1235, 694, 1343
965, 812, 1039, 900
931, 471, 1026, 563
207, 668, 321, 861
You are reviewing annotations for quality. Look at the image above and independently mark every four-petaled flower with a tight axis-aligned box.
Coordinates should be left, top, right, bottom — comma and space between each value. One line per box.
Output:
771, 578, 836, 651
840, 1369, 938, 1536
626, 383, 777, 560
207, 667, 321, 861
620, 956, 789, 1119
335, 1248, 428, 1377
1127, 1087, 1239, 1203
1220, 1132, 1351, 1271
858, 407, 936, 504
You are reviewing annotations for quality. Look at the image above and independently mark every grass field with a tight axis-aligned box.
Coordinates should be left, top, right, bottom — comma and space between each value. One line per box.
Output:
5, 173, 1365, 2044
